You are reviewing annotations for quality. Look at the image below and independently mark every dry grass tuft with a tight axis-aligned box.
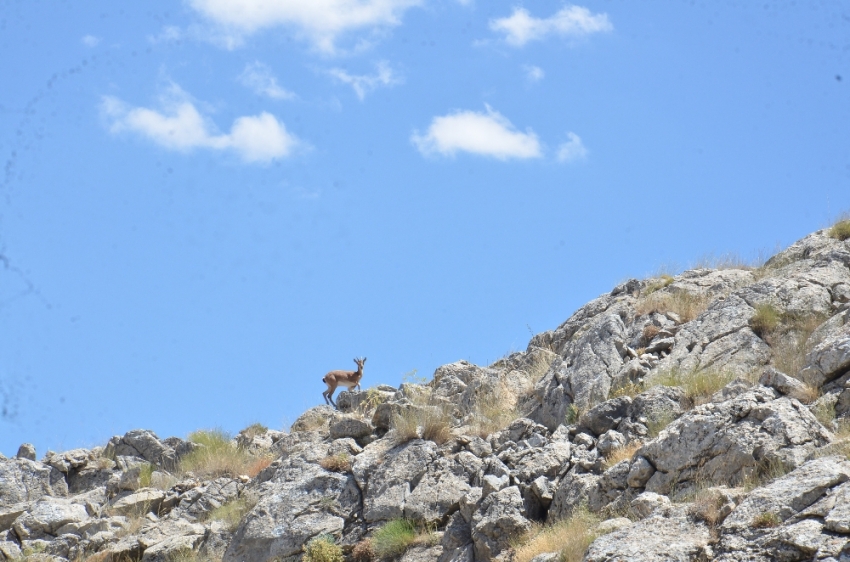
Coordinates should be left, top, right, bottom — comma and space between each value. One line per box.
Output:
689, 488, 727, 528
513, 507, 600, 562
649, 368, 736, 406
609, 381, 644, 400
636, 291, 709, 323
829, 219, 850, 241
351, 538, 376, 562
469, 382, 522, 438
391, 397, 453, 445
604, 442, 642, 468
642, 324, 661, 343
691, 252, 759, 271
767, 312, 828, 378
644, 274, 675, 295
750, 304, 781, 338
319, 453, 353, 473
179, 429, 262, 479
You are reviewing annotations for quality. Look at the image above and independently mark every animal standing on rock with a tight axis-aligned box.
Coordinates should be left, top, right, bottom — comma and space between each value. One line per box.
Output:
322, 357, 366, 409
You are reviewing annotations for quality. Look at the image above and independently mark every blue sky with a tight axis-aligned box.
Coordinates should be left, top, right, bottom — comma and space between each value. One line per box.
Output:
1, 0, 848, 456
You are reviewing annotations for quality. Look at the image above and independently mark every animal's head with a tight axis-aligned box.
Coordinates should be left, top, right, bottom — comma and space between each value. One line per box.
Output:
354, 357, 367, 370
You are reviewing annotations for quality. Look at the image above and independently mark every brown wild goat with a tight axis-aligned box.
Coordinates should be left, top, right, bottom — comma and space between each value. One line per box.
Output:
322, 357, 366, 409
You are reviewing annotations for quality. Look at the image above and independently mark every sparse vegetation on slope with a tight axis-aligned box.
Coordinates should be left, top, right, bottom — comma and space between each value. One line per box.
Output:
636, 290, 710, 323
829, 219, 850, 241
179, 429, 268, 479
513, 507, 600, 562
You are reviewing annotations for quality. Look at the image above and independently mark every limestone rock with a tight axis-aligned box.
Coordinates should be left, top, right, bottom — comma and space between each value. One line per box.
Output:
470, 486, 530, 561
12, 498, 89, 540
112, 430, 178, 470
584, 505, 710, 562
362, 440, 437, 522
329, 416, 373, 440
800, 322, 850, 387
0, 458, 67, 507
638, 386, 831, 495
16, 444, 36, 461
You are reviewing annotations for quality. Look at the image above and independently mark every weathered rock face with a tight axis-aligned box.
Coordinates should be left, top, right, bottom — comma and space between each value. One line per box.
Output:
584, 505, 711, 562
637, 386, 831, 496
0, 458, 68, 506
3, 227, 850, 562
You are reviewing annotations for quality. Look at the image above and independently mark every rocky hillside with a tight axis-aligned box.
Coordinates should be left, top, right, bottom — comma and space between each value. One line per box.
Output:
2, 223, 850, 562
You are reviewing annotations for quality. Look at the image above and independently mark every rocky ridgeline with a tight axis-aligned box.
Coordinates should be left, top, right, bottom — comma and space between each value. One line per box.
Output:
2, 226, 850, 562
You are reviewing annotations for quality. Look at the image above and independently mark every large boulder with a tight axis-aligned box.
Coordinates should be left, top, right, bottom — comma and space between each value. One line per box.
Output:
109, 430, 179, 470
637, 386, 831, 495
12, 498, 89, 540
584, 505, 711, 562
711, 456, 850, 561
0, 458, 67, 507
800, 322, 850, 387
470, 486, 530, 561
361, 440, 437, 523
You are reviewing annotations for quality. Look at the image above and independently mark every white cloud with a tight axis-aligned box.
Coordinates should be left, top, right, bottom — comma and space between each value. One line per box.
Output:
327, 61, 399, 100
490, 5, 612, 47
524, 65, 544, 82
187, 0, 422, 53
239, 62, 296, 100
557, 132, 588, 162
81, 35, 100, 47
148, 25, 183, 44
411, 105, 541, 160
101, 85, 299, 163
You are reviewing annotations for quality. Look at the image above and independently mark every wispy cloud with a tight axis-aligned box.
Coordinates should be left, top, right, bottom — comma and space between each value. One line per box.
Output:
412, 105, 541, 160
81, 35, 100, 47
524, 64, 544, 82
327, 61, 400, 100
557, 132, 588, 163
239, 62, 296, 100
101, 84, 300, 163
148, 25, 183, 45
187, 0, 422, 53
490, 5, 612, 47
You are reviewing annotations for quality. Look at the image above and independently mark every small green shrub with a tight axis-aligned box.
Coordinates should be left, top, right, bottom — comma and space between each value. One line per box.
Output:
751, 511, 781, 529
750, 304, 781, 338
604, 442, 642, 468
829, 220, 850, 241
303, 534, 344, 562
139, 463, 155, 488
565, 404, 581, 425
206, 496, 256, 532
373, 519, 417, 558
